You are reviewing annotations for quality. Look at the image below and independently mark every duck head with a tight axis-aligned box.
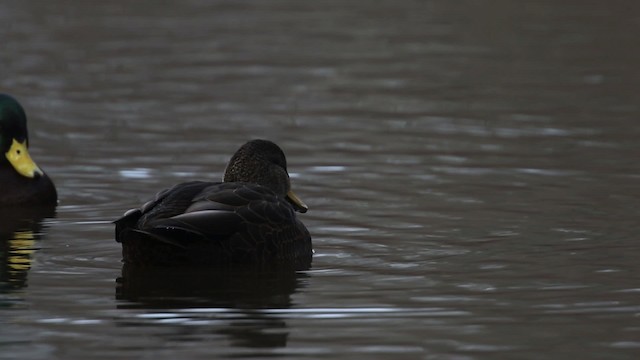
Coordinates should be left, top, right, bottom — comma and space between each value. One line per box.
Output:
224, 139, 308, 213
0, 94, 44, 179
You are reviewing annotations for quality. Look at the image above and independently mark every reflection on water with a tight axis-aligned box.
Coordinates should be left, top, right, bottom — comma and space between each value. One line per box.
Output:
116, 265, 307, 349
0, 206, 55, 299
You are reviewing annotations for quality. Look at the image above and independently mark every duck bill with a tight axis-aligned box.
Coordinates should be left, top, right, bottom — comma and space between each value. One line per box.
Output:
286, 190, 308, 213
5, 139, 44, 179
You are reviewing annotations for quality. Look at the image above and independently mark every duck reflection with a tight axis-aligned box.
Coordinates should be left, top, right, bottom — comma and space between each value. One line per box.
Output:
116, 264, 308, 349
0, 206, 56, 293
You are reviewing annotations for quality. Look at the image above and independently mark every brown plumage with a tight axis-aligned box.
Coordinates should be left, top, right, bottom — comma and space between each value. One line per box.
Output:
114, 139, 312, 269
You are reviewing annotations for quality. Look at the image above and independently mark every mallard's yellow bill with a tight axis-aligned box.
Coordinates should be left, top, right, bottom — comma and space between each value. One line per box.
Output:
287, 189, 308, 213
5, 138, 43, 178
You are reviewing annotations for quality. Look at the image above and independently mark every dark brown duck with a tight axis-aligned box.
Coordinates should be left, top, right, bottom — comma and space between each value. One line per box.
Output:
114, 139, 312, 268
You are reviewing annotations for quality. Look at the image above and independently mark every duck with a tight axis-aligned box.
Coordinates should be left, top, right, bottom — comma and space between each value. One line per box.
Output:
114, 139, 312, 268
0, 94, 57, 206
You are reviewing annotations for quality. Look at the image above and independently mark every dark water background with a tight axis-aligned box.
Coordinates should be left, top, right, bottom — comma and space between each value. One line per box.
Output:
1, 1, 639, 359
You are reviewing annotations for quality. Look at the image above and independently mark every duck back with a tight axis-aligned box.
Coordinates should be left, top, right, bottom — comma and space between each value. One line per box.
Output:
115, 181, 312, 268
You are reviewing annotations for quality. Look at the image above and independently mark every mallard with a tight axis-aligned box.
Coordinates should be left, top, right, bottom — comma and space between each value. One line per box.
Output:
114, 139, 312, 268
0, 94, 57, 206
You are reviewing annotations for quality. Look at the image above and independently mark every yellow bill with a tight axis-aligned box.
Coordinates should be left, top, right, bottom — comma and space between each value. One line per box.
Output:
5, 138, 44, 178
287, 189, 308, 213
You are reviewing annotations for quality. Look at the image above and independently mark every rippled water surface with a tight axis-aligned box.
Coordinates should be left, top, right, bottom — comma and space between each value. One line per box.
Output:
2, 1, 640, 359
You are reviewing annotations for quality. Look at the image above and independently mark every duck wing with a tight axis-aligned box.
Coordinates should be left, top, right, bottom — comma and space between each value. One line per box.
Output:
114, 181, 214, 243
115, 181, 301, 249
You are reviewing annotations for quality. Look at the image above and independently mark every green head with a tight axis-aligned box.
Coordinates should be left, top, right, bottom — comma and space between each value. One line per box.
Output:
0, 94, 43, 178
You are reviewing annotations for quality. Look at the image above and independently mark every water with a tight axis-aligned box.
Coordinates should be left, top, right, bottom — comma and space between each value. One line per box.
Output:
2, 1, 640, 359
